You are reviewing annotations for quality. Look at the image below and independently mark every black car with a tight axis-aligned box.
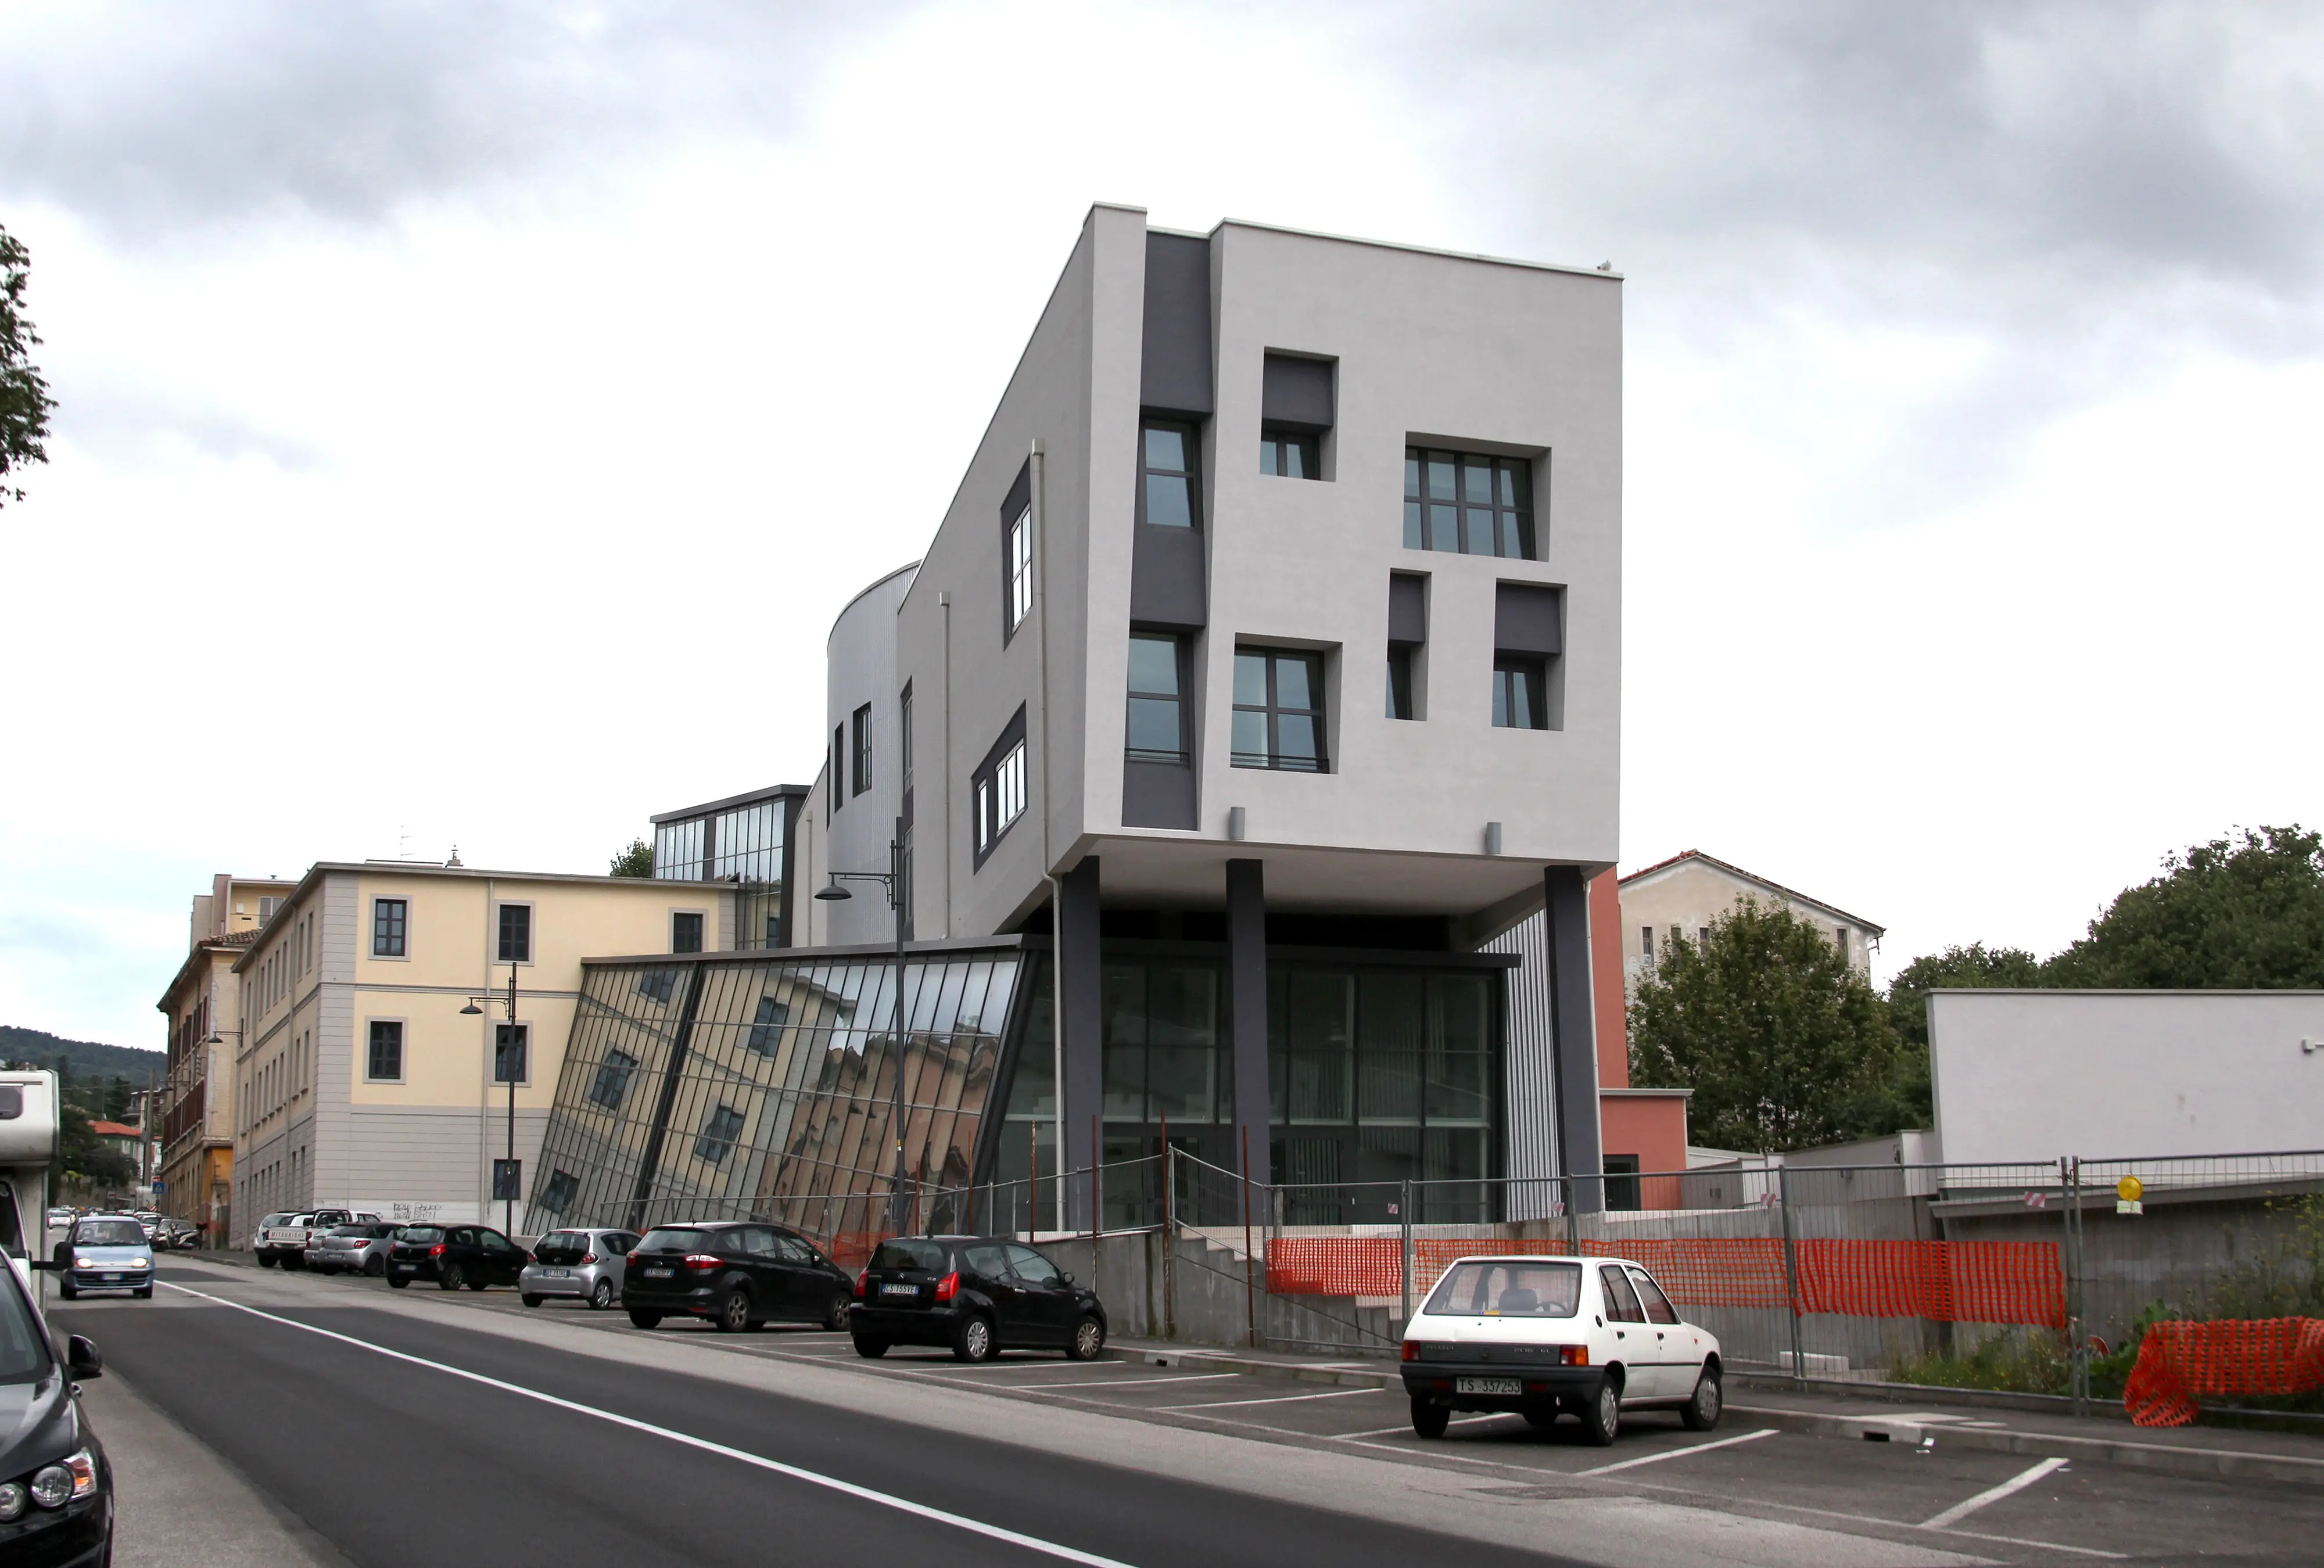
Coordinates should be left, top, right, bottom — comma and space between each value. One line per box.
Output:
621, 1222, 855, 1333
1, 1263, 112, 1565
384, 1223, 529, 1291
849, 1236, 1106, 1362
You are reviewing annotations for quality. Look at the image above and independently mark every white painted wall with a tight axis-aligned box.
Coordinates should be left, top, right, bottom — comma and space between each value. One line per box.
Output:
1928, 989, 2324, 1164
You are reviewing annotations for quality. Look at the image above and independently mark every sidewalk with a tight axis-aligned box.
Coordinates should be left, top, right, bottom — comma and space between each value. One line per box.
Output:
1100, 1335, 2324, 1487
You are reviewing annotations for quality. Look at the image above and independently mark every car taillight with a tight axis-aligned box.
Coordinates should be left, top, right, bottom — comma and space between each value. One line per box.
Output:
627, 1251, 641, 1268
1401, 1340, 1421, 1362
580, 1253, 597, 1265
683, 1253, 722, 1270
934, 1271, 959, 1303
1560, 1345, 1588, 1367
428, 1244, 446, 1257
853, 1271, 866, 1298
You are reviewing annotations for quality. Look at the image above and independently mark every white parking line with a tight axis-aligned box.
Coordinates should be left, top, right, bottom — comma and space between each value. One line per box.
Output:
1155, 1386, 1380, 1412
1576, 1427, 1777, 1475
997, 1373, 1243, 1391
1921, 1456, 2070, 1530
158, 1282, 1134, 1568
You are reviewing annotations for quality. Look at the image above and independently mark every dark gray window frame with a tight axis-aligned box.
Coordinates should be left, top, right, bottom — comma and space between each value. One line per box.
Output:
587, 1049, 638, 1109
1404, 447, 1537, 559
1232, 647, 1330, 773
1136, 417, 1203, 530
694, 1103, 745, 1165
371, 897, 408, 959
851, 704, 873, 796
1125, 631, 1190, 766
1258, 427, 1319, 480
1491, 656, 1549, 730
365, 1019, 404, 1083
671, 911, 705, 953
493, 1021, 531, 1087
745, 995, 791, 1056
999, 459, 1034, 644
970, 704, 1030, 871
495, 902, 533, 965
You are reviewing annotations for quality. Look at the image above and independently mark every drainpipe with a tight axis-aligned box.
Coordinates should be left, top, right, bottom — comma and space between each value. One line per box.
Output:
1030, 436, 1065, 1230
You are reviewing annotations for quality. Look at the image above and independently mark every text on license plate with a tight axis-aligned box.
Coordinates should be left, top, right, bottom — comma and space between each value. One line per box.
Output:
544, 1268, 569, 1278
397, 1264, 415, 1271
1457, 1377, 1523, 1396
643, 1267, 673, 1278
880, 1283, 918, 1296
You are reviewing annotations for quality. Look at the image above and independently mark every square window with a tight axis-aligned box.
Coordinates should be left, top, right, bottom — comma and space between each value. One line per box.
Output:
1231, 648, 1328, 772
497, 904, 532, 964
372, 898, 407, 957
1491, 658, 1547, 730
638, 968, 677, 1004
1259, 429, 1318, 479
695, 1104, 745, 1165
1404, 447, 1536, 560
672, 912, 704, 954
539, 1169, 578, 1215
587, 1050, 637, 1110
745, 995, 791, 1055
365, 1020, 403, 1082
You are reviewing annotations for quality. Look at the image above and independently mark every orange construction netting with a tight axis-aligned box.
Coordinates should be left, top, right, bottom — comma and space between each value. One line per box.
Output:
1264, 1235, 2066, 1326
2122, 1318, 2324, 1427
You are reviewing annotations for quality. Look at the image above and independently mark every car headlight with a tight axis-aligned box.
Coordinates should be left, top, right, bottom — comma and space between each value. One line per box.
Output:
29, 1464, 72, 1509
128, 1257, 150, 1268
71, 1257, 94, 1269
0, 1480, 26, 1520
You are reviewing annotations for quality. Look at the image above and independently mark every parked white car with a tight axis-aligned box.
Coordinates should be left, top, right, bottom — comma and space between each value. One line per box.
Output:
1399, 1253, 1722, 1445
257, 1208, 381, 1268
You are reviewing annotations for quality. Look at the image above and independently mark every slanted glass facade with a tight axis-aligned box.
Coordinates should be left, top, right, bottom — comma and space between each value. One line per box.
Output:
528, 943, 1026, 1253
649, 787, 802, 949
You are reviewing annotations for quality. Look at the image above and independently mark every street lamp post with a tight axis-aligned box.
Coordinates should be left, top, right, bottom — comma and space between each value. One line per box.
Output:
815, 817, 910, 1234
462, 963, 521, 1235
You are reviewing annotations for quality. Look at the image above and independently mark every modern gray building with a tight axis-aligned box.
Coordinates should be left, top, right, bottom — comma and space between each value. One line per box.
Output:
530, 205, 1622, 1239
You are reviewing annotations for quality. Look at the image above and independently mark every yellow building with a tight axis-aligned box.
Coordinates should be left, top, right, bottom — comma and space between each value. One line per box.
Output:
230, 861, 719, 1243
156, 873, 297, 1244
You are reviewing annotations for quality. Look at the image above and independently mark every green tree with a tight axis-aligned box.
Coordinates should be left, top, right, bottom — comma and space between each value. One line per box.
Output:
608, 838, 654, 878
0, 224, 56, 507
1629, 899, 1908, 1153
2045, 824, 2324, 988
1885, 942, 2044, 1051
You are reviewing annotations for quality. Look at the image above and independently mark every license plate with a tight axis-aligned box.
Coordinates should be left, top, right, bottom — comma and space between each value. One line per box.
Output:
880, 1282, 918, 1297
643, 1267, 672, 1278
1457, 1377, 1523, 1396
544, 1268, 570, 1278
397, 1264, 416, 1272
103, 1273, 122, 1282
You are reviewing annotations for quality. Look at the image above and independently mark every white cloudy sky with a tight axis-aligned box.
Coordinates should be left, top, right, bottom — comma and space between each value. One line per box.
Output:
3, 1, 2321, 1049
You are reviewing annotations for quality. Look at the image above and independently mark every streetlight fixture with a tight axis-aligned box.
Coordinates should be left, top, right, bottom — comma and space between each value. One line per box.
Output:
816, 815, 912, 1233
462, 963, 522, 1236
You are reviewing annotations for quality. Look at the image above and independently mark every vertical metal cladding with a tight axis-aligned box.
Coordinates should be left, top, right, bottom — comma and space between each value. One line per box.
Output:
1485, 908, 1562, 1217
528, 945, 1023, 1246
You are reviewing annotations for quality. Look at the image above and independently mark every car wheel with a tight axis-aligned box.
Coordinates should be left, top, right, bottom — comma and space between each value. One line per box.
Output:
823, 1292, 851, 1332
952, 1313, 996, 1362
1409, 1396, 1450, 1438
439, 1262, 465, 1292
466, 1279, 490, 1292
521, 1294, 543, 1309
135, 1286, 153, 1300
852, 1334, 890, 1359
1680, 1364, 1723, 1432
715, 1287, 752, 1334
590, 1279, 615, 1311
629, 1309, 662, 1329
59, 1281, 77, 1301
257, 1255, 277, 1269
388, 1276, 410, 1289
365, 1255, 385, 1278
1580, 1374, 1622, 1447
1066, 1315, 1106, 1362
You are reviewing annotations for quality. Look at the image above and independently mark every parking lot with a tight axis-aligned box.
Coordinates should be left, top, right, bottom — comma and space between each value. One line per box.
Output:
106, 1252, 2322, 1565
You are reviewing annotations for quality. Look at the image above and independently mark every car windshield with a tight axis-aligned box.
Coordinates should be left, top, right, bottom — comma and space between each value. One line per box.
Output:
400, 1226, 444, 1243
1423, 1261, 1583, 1318
327, 1225, 371, 1237
637, 1228, 709, 1253
74, 1220, 148, 1247
0, 1269, 53, 1386
259, 1212, 292, 1228
870, 1239, 947, 1272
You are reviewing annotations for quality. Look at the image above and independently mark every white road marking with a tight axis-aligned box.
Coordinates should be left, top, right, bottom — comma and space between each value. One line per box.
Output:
1576, 1427, 1777, 1475
1920, 1456, 2070, 1530
159, 1282, 1136, 1568
994, 1373, 1243, 1391
1154, 1386, 1380, 1412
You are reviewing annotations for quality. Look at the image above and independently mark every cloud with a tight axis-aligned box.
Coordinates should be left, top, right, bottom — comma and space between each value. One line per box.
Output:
0, 0, 906, 239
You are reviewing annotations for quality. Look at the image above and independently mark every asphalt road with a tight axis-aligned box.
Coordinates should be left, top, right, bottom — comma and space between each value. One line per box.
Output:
44, 1260, 2324, 1567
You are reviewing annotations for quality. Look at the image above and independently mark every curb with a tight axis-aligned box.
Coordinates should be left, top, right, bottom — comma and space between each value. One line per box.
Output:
1101, 1341, 2324, 1486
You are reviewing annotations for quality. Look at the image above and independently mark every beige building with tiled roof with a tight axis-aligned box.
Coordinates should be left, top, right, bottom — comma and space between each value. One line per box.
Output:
1618, 849, 1882, 990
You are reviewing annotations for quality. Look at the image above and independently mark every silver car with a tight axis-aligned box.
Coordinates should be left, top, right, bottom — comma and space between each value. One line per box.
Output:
519, 1227, 637, 1311
309, 1222, 400, 1277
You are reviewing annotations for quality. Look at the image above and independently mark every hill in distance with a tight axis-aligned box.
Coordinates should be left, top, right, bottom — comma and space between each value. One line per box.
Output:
0, 1025, 168, 1086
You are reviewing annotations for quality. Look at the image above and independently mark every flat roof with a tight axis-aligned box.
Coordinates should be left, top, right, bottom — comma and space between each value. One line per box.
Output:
651, 783, 811, 825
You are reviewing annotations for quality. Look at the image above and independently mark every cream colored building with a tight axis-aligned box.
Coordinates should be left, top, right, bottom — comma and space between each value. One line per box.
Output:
1619, 850, 1882, 989
156, 874, 297, 1244
229, 862, 719, 1242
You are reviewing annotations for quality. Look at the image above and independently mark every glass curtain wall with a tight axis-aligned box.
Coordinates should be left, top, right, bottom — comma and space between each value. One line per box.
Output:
529, 946, 1021, 1260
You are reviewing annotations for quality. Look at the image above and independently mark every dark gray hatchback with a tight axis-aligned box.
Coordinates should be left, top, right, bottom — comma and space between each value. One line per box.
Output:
848, 1236, 1106, 1363
622, 1223, 855, 1333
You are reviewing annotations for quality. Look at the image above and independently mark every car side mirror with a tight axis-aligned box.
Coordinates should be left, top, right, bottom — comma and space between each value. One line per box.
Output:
1059, 1272, 1074, 1287
66, 1336, 102, 1380
27, 1258, 56, 1272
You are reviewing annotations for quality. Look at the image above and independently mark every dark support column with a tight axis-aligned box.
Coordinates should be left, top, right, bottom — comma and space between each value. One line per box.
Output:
1544, 866, 1605, 1215
1226, 858, 1270, 1186
1059, 856, 1103, 1228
